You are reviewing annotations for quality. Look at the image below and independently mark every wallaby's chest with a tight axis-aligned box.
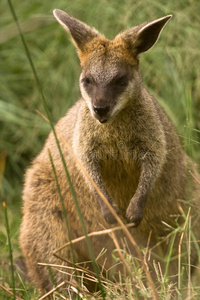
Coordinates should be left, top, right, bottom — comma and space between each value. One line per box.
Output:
101, 152, 140, 211
96, 139, 140, 211
78, 113, 141, 210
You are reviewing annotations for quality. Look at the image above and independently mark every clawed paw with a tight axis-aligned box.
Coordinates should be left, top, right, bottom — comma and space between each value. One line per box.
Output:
125, 209, 143, 227
102, 206, 119, 224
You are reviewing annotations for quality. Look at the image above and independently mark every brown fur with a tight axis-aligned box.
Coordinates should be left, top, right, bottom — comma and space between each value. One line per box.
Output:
20, 10, 200, 294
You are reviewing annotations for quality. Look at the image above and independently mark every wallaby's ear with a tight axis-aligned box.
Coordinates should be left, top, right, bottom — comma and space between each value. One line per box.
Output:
53, 9, 100, 52
119, 15, 172, 56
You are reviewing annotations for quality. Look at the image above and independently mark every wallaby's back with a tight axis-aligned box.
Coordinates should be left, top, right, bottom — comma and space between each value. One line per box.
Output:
20, 10, 200, 295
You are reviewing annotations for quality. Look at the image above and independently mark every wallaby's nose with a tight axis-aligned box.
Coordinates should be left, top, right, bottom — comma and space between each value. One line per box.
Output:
93, 105, 110, 118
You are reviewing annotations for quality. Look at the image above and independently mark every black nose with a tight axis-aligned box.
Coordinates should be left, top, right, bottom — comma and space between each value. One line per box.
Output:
93, 105, 110, 117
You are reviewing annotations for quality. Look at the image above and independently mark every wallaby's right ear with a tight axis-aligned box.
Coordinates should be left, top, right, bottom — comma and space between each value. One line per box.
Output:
53, 9, 100, 52
118, 15, 172, 56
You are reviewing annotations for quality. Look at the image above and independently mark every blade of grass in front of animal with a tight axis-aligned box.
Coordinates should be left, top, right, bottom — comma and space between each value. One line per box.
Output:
48, 150, 75, 257
2, 202, 16, 299
178, 207, 191, 294
53, 223, 135, 254
187, 216, 191, 299
37, 281, 66, 300
164, 234, 177, 291
185, 86, 194, 158
48, 149, 82, 293
48, 148, 105, 295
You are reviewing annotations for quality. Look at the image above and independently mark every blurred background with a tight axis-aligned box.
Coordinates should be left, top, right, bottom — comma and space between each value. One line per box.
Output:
0, 0, 200, 295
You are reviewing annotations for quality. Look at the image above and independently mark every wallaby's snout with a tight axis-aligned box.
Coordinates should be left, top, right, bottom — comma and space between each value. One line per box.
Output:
93, 104, 110, 123
86, 82, 112, 123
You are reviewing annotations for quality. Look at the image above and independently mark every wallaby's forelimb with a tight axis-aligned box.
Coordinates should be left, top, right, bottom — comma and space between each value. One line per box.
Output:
79, 152, 119, 224
126, 145, 166, 224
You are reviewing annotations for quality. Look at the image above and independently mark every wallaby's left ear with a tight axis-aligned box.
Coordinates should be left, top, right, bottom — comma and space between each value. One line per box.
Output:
53, 9, 101, 52
119, 15, 172, 56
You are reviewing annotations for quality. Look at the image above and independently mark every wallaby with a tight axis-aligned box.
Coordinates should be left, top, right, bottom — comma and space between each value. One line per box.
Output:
20, 9, 200, 295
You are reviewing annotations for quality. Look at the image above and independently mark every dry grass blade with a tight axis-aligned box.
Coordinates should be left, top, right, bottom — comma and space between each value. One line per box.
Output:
110, 231, 132, 277
35, 109, 50, 124
36, 274, 94, 299
51, 254, 103, 280
189, 171, 200, 185
53, 223, 135, 254
0, 283, 23, 300
37, 281, 66, 300
64, 280, 94, 299
178, 207, 191, 293
38, 262, 98, 280
38, 261, 111, 287
187, 216, 192, 299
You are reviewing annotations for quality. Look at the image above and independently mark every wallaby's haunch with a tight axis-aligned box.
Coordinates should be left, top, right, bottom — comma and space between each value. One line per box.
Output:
20, 10, 200, 294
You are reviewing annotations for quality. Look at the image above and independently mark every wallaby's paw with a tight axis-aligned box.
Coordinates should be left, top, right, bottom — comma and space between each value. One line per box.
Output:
102, 206, 119, 224
125, 207, 143, 226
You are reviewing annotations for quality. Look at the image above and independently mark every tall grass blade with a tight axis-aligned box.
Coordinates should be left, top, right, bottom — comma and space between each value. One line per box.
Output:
185, 87, 194, 157
48, 149, 82, 296
187, 216, 191, 299
48, 150, 75, 257
2, 202, 16, 299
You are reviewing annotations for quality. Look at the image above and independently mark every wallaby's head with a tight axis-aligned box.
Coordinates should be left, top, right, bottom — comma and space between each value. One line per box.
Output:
53, 10, 172, 124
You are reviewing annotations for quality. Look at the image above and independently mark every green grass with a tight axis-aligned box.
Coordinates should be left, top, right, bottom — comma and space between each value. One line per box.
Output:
0, 0, 200, 299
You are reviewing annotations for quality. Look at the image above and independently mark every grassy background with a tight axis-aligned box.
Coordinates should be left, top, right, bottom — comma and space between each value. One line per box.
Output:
0, 0, 200, 298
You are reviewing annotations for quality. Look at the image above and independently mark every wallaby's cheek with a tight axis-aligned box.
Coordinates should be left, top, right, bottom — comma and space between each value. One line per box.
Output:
79, 82, 95, 118
110, 79, 140, 119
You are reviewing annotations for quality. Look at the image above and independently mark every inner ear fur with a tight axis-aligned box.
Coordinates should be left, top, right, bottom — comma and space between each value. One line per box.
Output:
119, 15, 172, 56
53, 9, 101, 52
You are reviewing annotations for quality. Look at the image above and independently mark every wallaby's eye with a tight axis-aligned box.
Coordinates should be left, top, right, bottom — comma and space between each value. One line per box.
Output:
82, 77, 92, 85
115, 76, 129, 87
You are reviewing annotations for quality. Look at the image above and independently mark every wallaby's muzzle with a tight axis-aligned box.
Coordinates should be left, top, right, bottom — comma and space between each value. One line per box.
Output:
93, 104, 110, 123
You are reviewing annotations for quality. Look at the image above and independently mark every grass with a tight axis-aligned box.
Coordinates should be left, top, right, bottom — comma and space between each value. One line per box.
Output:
0, 0, 200, 299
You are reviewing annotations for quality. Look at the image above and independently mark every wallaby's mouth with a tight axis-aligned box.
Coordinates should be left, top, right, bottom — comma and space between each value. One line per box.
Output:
99, 118, 108, 124
94, 114, 109, 124
93, 104, 110, 124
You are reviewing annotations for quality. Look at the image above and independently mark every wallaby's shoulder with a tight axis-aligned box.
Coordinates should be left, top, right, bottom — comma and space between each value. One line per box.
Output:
25, 100, 83, 175
45, 99, 83, 148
